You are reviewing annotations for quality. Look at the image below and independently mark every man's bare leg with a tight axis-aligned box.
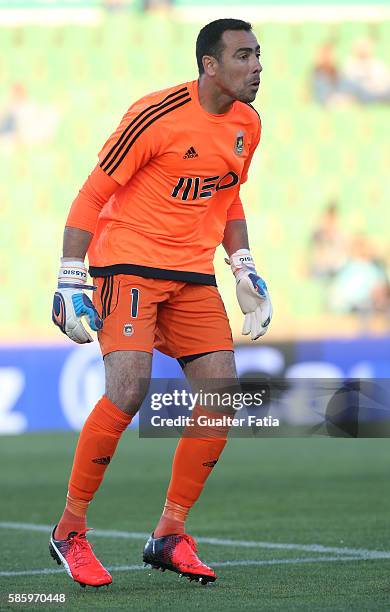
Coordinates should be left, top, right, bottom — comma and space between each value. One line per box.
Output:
104, 350, 152, 415
56, 350, 152, 537
143, 351, 237, 583
154, 350, 237, 534
50, 351, 152, 586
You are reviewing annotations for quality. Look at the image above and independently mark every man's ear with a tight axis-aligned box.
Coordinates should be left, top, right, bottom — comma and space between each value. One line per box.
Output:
202, 55, 218, 77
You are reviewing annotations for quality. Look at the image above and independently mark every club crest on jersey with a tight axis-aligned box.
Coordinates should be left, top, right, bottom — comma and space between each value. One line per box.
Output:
234, 131, 244, 156
123, 323, 134, 336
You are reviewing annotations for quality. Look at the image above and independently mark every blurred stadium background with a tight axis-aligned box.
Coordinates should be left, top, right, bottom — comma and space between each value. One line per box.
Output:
1, 4, 390, 609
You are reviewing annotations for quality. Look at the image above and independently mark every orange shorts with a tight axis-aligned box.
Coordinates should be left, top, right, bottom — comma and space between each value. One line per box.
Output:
93, 274, 233, 358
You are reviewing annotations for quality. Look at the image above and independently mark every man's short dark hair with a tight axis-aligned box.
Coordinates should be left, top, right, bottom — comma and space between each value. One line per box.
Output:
196, 18, 252, 75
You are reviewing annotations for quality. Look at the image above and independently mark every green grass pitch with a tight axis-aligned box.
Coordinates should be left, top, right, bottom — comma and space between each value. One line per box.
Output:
0, 432, 389, 611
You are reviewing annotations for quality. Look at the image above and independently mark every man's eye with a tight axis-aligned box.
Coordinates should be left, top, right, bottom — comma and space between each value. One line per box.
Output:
240, 54, 249, 60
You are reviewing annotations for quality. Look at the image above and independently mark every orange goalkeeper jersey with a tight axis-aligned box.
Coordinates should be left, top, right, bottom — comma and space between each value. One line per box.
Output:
75, 80, 261, 285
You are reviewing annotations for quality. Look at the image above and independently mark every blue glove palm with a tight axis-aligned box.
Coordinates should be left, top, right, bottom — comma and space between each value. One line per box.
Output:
227, 249, 273, 341
52, 261, 103, 344
237, 272, 273, 340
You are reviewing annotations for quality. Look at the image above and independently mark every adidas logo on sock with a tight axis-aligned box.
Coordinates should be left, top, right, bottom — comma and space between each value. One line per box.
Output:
183, 146, 198, 159
92, 456, 111, 465
202, 459, 218, 468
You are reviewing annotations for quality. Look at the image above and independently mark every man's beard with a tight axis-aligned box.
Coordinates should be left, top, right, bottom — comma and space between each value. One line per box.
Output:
237, 88, 257, 103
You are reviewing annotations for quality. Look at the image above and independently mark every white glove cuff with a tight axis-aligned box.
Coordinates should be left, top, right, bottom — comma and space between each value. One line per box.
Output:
229, 249, 257, 279
58, 260, 88, 286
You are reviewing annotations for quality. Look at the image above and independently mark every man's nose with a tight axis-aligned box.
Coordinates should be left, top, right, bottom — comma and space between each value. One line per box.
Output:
252, 57, 262, 73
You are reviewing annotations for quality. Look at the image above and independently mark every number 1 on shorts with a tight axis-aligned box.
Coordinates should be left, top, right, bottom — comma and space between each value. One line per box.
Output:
131, 288, 139, 318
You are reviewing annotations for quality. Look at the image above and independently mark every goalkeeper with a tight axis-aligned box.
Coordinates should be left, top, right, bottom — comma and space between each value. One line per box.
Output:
50, 18, 272, 588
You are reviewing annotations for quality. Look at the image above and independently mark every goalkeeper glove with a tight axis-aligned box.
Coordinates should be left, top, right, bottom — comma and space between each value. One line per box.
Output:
52, 260, 103, 344
227, 249, 273, 341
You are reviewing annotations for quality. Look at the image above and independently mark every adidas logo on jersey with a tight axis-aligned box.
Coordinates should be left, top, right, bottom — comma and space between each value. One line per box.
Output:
183, 146, 198, 159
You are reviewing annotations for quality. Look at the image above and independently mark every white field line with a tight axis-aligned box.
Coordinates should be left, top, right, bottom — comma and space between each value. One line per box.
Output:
0, 556, 380, 579
1, 521, 390, 560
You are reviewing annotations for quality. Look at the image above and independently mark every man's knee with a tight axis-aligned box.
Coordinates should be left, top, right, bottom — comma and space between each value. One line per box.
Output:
104, 350, 152, 415
105, 385, 148, 416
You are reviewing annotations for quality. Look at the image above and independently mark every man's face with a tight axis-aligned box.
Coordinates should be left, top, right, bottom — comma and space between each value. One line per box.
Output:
213, 30, 262, 103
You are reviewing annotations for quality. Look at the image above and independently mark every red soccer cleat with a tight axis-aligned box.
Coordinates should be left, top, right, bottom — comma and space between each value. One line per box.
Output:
49, 526, 112, 588
143, 533, 216, 584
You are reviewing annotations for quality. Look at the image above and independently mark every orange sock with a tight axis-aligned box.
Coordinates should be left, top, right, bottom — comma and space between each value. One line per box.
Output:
56, 395, 132, 539
154, 405, 230, 538
54, 498, 89, 540
153, 499, 187, 538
